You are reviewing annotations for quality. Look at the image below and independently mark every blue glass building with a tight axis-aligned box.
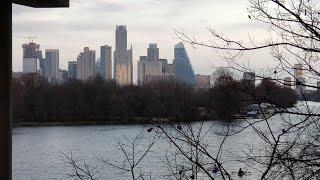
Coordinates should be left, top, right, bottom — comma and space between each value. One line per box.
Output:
173, 42, 196, 86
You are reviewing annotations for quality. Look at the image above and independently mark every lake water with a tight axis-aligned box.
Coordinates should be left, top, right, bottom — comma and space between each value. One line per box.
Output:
13, 102, 319, 180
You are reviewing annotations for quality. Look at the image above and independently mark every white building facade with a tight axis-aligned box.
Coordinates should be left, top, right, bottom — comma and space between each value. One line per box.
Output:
22, 43, 40, 73
77, 47, 96, 81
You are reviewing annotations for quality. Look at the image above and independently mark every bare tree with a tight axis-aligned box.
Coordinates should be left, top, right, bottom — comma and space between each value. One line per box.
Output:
61, 152, 101, 180
63, 1, 320, 180
173, 0, 320, 179
98, 129, 159, 180
63, 130, 159, 180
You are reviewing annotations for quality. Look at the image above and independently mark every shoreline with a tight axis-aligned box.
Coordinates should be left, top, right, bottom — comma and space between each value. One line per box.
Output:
12, 120, 167, 127
12, 116, 252, 128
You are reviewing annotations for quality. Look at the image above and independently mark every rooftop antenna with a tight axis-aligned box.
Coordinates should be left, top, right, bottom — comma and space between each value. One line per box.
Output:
14, 36, 37, 43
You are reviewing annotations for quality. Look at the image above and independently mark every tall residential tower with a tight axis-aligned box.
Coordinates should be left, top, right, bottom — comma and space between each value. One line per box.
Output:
100, 45, 112, 80
147, 43, 159, 61
68, 61, 77, 79
294, 63, 305, 94
114, 25, 133, 85
77, 47, 96, 81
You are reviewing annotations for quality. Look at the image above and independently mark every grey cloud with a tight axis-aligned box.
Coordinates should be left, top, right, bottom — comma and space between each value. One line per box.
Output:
13, 19, 115, 34
222, 21, 268, 31
77, 1, 126, 13
12, 0, 270, 75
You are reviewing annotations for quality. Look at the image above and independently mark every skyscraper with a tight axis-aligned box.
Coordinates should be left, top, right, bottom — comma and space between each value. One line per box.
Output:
45, 49, 59, 83
100, 45, 112, 80
137, 56, 147, 86
60, 69, 68, 82
68, 61, 77, 79
77, 47, 96, 81
243, 72, 256, 86
114, 25, 133, 85
95, 57, 102, 76
147, 43, 159, 61
22, 42, 40, 73
173, 42, 196, 85
294, 63, 303, 80
167, 64, 174, 75
158, 59, 168, 73
243, 72, 255, 81
137, 47, 171, 86
145, 61, 163, 75
296, 77, 306, 94
294, 63, 305, 94
38, 50, 46, 76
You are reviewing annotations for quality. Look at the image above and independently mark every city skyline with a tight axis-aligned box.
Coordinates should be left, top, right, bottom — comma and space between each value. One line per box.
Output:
18, 38, 313, 89
12, 0, 274, 83
9, 2, 320, 180
19, 25, 199, 85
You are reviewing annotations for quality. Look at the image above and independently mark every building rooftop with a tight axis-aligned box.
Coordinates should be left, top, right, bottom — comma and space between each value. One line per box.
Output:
116, 25, 126, 30
175, 42, 185, 48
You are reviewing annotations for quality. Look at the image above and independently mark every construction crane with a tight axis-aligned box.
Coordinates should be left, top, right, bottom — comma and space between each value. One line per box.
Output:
14, 36, 37, 43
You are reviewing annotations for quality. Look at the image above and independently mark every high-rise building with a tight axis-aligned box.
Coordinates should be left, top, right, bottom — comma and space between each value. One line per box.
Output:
138, 60, 162, 86
68, 61, 77, 79
242, 72, 256, 86
144, 61, 174, 86
158, 59, 168, 73
294, 64, 303, 86
145, 61, 163, 75
60, 69, 68, 82
296, 77, 306, 94
77, 47, 96, 81
137, 43, 177, 86
100, 45, 112, 80
95, 57, 102, 76
173, 42, 196, 85
114, 25, 133, 85
147, 43, 159, 61
137, 56, 147, 86
294, 64, 303, 80
284, 77, 292, 88
37, 50, 46, 76
45, 49, 59, 83
296, 77, 306, 92
139, 56, 147, 62
243, 72, 255, 81
22, 43, 40, 73
195, 74, 211, 89
167, 64, 174, 75
294, 63, 305, 94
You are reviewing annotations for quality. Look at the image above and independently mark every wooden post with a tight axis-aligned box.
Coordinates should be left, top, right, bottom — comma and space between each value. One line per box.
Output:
0, 1, 69, 179
0, 1, 12, 179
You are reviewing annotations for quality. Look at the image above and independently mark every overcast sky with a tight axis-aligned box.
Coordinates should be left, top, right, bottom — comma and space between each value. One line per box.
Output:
12, 0, 274, 81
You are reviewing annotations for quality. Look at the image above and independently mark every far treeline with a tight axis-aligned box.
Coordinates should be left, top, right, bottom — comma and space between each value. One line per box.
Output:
12, 73, 306, 124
